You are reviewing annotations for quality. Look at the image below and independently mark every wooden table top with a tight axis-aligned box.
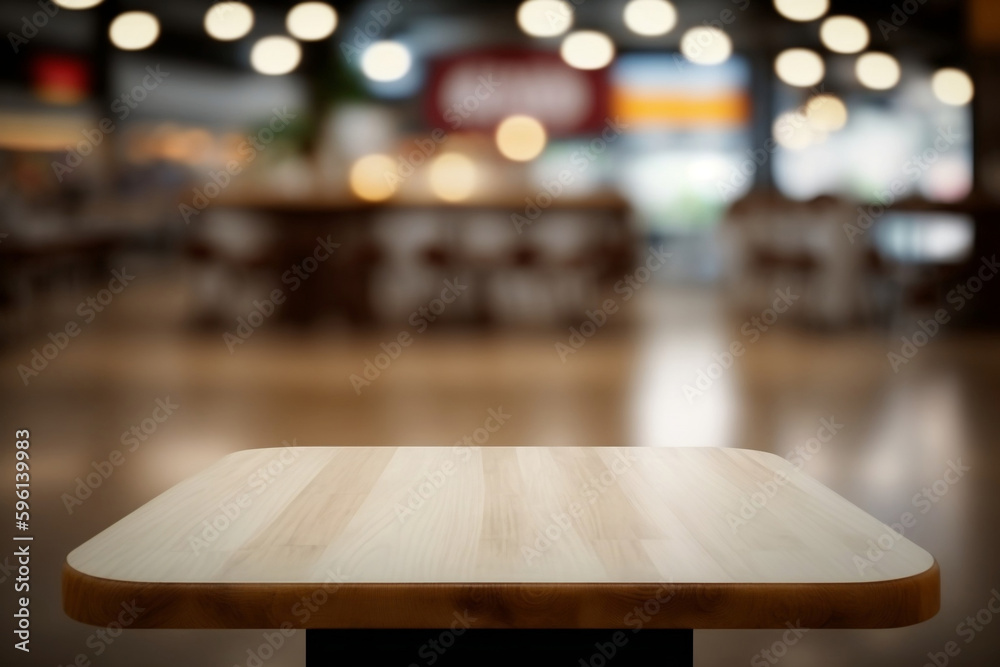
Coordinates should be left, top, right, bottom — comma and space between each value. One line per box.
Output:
63, 446, 939, 630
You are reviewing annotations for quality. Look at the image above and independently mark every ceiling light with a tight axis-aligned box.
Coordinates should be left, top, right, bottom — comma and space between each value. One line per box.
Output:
286, 2, 338, 41
109, 12, 160, 51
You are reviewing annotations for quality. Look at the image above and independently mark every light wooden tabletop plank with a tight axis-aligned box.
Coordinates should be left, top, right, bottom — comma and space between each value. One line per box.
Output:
63, 446, 939, 629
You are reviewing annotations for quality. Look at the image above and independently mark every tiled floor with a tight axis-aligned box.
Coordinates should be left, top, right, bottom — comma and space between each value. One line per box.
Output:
2, 284, 999, 666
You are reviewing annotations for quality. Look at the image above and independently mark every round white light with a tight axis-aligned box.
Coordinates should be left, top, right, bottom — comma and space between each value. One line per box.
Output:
773, 0, 828, 22
204, 3, 254, 42
623, 0, 677, 37
560, 31, 615, 70
54, 0, 104, 9
286, 2, 338, 41
250, 36, 302, 75
931, 68, 974, 106
429, 154, 477, 202
517, 0, 573, 38
804, 94, 848, 132
496, 115, 548, 162
856, 52, 901, 90
350, 154, 397, 202
361, 41, 412, 82
774, 48, 825, 87
819, 16, 869, 54
109, 12, 160, 51
680, 26, 732, 66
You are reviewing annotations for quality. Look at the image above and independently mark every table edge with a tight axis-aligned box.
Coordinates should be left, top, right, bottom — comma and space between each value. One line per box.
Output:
62, 559, 940, 630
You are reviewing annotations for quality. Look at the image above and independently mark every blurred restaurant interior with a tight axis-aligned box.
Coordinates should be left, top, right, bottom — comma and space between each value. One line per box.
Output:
2, 0, 1000, 665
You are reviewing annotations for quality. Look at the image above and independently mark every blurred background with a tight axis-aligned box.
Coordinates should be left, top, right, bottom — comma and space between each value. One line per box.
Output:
1, 0, 999, 665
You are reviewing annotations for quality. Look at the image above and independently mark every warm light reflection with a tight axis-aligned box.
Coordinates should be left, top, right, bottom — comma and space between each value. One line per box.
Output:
855, 52, 900, 90
932, 68, 974, 106
495, 115, 548, 162
804, 94, 847, 132
819, 15, 869, 54
349, 154, 398, 201
429, 153, 477, 202
774, 48, 825, 87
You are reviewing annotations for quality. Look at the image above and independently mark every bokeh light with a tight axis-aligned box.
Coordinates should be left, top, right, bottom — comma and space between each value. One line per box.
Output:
932, 68, 974, 106
560, 31, 615, 70
680, 26, 732, 66
429, 154, 477, 202
54, 0, 103, 8
819, 16, 869, 54
286, 2, 338, 41
623, 0, 677, 37
349, 154, 398, 202
361, 41, 412, 82
204, 3, 254, 42
517, 0, 573, 38
774, 48, 825, 87
250, 36, 302, 75
773, 0, 828, 22
109, 12, 160, 51
856, 52, 901, 90
496, 115, 548, 162
805, 94, 848, 132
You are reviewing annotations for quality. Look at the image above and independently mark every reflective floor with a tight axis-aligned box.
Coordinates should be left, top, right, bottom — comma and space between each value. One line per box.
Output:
2, 282, 999, 666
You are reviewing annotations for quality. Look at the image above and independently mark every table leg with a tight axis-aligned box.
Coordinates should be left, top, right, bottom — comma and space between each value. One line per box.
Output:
306, 629, 693, 666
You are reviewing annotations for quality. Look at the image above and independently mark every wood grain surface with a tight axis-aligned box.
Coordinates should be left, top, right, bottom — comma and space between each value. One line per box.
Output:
63, 447, 939, 629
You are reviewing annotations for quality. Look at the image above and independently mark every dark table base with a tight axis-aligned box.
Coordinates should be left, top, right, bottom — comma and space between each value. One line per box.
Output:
306, 629, 693, 666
